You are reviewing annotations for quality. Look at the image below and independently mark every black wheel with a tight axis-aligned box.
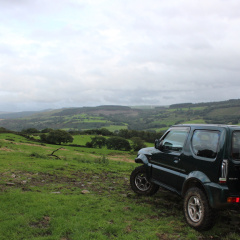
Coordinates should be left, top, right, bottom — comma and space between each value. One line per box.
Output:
130, 165, 159, 196
183, 187, 216, 231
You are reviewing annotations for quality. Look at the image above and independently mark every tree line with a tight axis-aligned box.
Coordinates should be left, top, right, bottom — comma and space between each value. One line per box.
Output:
0, 127, 163, 151
85, 136, 146, 151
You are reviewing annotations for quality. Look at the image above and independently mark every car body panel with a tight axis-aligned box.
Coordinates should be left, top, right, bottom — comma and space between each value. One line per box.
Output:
134, 124, 240, 208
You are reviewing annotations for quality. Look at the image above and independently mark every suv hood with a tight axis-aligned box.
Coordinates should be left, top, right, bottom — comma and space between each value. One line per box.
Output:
138, 147, 160, 155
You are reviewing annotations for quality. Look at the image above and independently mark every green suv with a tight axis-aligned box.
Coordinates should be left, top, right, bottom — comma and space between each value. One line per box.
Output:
130, 124, 240, 231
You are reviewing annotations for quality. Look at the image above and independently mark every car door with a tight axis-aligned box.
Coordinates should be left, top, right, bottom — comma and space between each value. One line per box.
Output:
150, 127, 190, 193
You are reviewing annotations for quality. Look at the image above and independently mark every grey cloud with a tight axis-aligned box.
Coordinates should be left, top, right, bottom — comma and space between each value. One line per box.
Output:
0, 0, 240, 111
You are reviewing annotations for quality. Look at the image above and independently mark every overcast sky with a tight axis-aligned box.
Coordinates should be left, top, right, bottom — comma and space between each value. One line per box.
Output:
0, 0, 240, 112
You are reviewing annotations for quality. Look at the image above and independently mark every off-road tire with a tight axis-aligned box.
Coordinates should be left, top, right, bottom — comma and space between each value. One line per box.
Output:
130, 165, 159, 196
183, 187, 216, 231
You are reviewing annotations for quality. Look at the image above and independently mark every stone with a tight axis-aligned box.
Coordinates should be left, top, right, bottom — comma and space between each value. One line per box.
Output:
81, 190, 90, 194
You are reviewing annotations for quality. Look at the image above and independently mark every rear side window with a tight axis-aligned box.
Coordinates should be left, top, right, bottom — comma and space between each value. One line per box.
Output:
192, 130, 220, 159
232, 131, 240, 160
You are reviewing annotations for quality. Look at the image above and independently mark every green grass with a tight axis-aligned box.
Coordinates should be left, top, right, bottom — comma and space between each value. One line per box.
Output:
168, 107, 207, 112
183, 119, 206, 124
71, 135, 93, 145
0, 133, 240, 239
104, 125, 128, 131
208, 106, 240, 117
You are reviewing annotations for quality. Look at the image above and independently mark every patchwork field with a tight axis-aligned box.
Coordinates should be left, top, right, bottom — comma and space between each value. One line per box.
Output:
2, 100, 240, 132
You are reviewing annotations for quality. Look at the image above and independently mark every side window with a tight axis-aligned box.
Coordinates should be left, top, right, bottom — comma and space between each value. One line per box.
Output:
232, 131, 240, 160
192, 130, 220, 159
161, 129, 189, 152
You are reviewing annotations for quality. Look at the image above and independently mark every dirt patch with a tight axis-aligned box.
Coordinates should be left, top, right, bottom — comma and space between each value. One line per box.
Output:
0, 147, 14, 152
30, 216, 51, 229
2, 139, 50, 148
0, 170, 130, 196
108, 155, 134, 163
74, 153, 134, 163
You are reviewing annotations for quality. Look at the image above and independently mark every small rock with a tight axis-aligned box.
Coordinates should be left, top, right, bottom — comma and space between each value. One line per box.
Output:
81, 190, 90, 194
51, 192, 61, 194
21, 180, 27, 185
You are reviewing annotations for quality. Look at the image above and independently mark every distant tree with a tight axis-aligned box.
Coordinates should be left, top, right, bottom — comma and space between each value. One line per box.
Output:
118, 129, 131, 139
40, 134, 47, 142
85, 142, 93, 148
83, 128, 113, 136
41, 130, 73, 145
99, 128, 113, 136
41, 128, 53, 133
232, 120, 238, 125
131, 137, 146, 151
0, 127, 10, 133
69, 130, 82, 135
232, 119, 239, 125
88, 136, 106, 148
106, 136, 131, 151
22, 128, 40, 134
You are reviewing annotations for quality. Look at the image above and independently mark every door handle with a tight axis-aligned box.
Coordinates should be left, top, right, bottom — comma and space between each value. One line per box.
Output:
174, 157, 180, 163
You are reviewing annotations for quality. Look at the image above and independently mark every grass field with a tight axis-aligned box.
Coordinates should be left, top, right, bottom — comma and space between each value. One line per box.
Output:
0, 133, 240, 239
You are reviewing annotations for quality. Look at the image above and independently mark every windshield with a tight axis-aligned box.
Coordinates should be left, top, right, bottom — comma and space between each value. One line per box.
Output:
232, 131, 240, 160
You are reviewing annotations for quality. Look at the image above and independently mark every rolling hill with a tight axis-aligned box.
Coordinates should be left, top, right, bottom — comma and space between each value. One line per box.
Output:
0, 99, 240, 132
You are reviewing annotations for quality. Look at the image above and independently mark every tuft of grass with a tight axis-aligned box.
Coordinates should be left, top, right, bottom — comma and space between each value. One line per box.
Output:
95, 155, 109, 165
29, 152, 48, 159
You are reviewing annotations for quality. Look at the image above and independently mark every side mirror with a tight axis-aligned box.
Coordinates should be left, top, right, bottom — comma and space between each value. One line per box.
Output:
155, 139, 160, 149
163, 141, 172, 151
